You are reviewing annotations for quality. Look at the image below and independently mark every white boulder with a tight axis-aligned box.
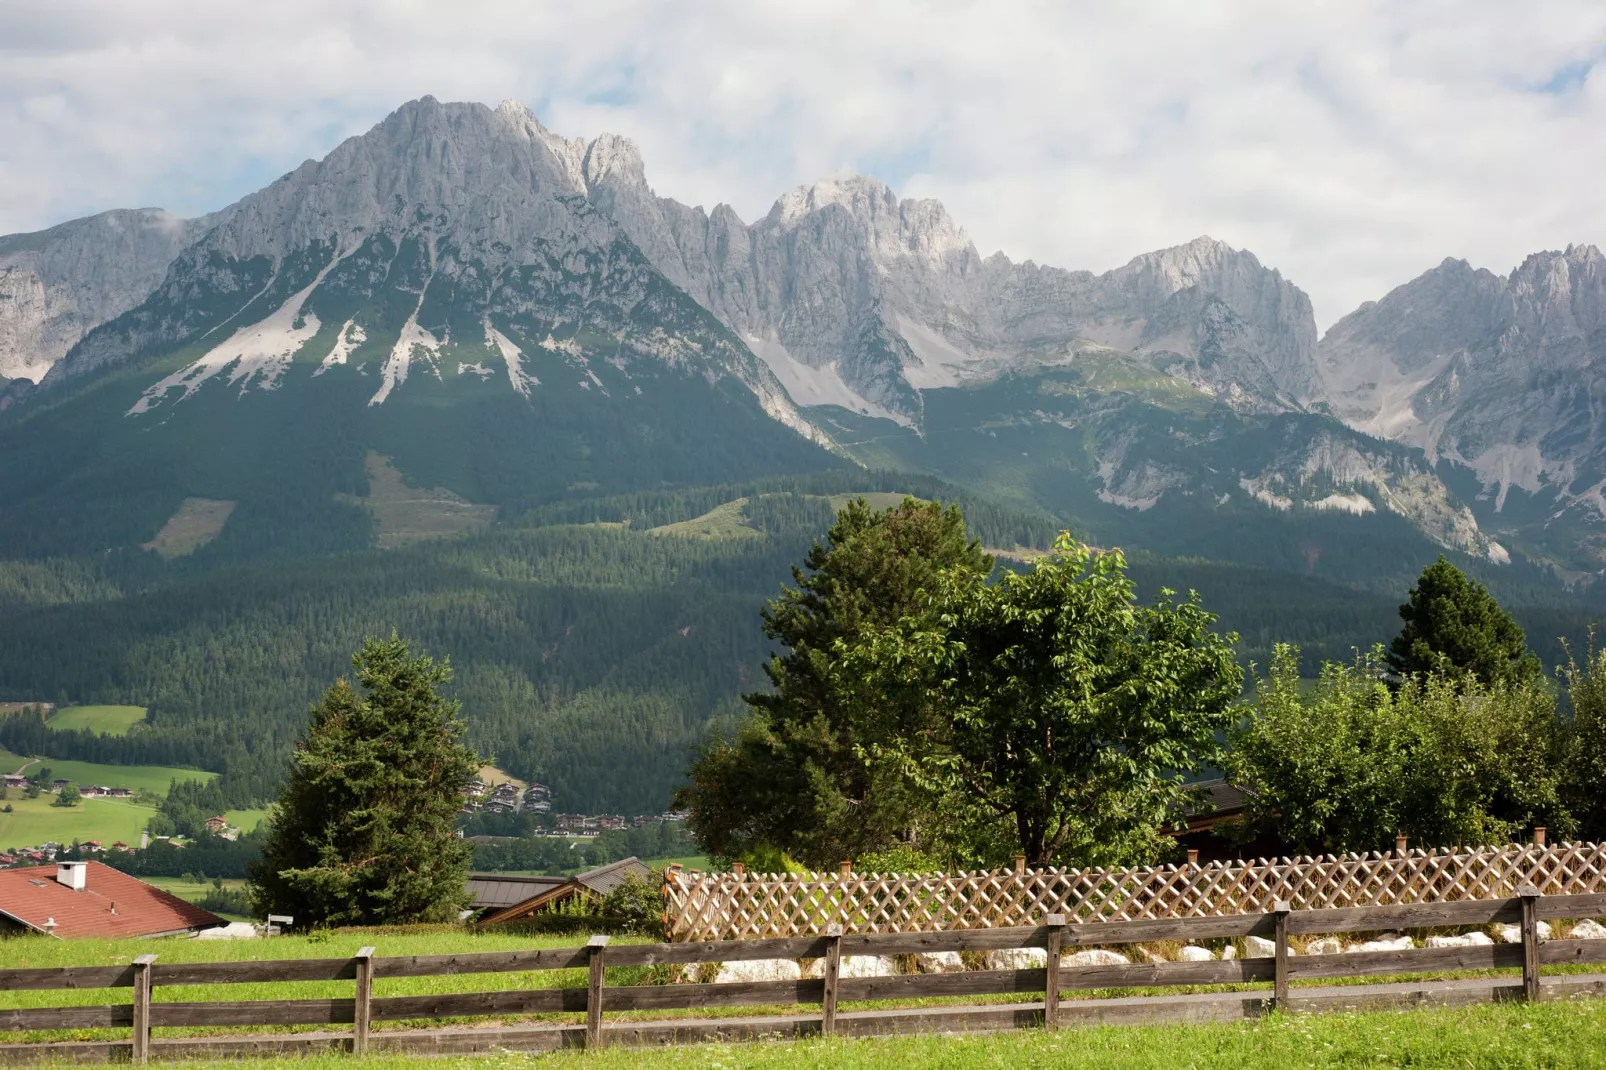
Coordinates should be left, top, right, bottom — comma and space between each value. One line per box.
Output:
1177, 945, 1215, 962
839, 955, 898, 978
1243, 935, 1279, 958
1221, 943, 1237, 960
705, 958, 802, 984
985, 948, 1048, 970
1062, 949, 1129, 967
1426, 932, 1494, 948
915, 951, 966, 973
1347, 934, 1413, 953
1494, 922, 1552, 944
1304, 937, 1342, 956
1571, 918, 1606, 941
194, 922, 260, 940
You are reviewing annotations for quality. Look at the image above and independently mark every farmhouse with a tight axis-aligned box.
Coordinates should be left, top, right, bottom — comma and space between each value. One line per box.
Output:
469, 857, 650, 925
0, 861, 223, 938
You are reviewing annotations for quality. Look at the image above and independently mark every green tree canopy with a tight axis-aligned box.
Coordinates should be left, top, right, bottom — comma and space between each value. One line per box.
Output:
677, 497, 994, 867
1387, 557, 1541, 686
1562, 640, 1606, 841
51, 782, 80, 808
248, 635, 478, 927
845, 537, 1243, 867
1228, 645, 1569, 854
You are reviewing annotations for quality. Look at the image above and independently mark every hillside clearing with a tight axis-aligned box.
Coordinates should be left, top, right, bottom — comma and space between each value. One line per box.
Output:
0, 746, 214, 796
46, 704, 147, 736
341, 452, 497, 548
0, 793, 155, 849
648, 498, 763, 539
141, 498, 236, 558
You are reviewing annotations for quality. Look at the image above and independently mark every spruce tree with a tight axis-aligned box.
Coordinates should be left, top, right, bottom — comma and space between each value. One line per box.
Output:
249, 635, 478, 927
1387, 557, 1541, 686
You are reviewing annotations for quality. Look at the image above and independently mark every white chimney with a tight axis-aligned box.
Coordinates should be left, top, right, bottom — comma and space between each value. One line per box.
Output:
56, 861, 87, 891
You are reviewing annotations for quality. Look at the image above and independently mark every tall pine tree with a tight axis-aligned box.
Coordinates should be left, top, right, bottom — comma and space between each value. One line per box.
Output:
249, 635, 478, 926
1387, 557, 1541, 687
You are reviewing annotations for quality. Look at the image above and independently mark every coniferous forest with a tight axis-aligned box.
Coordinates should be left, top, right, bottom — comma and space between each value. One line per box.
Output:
3, 466, 1605, 818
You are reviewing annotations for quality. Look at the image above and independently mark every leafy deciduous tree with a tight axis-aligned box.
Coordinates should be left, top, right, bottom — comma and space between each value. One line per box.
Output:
677, 498, 993, 867
248, 635, 478, 927
1228, 645, 1569, 854
845, 537, 1242, 867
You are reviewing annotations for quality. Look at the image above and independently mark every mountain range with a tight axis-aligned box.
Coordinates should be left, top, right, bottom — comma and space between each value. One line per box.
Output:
3, 96, 1604, 811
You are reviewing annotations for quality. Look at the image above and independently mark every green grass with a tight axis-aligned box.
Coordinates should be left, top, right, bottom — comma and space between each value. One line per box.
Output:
0, 792, 155, 850
0, 745, 214, 795
648, 498, 764, 540
45, 704, 147, 736
223, 808, 269, 832
8, 925, 1606, 1062
644, 854, 711, 870
181, 999, 1606, 1069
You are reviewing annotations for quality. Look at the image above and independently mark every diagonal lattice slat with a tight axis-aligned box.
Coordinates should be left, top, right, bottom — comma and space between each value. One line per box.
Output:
663, 842, 1606, 940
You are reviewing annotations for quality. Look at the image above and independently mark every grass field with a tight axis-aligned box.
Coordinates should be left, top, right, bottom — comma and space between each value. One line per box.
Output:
649, 498, 764, 539
0, 792, 155, 850
0, 745, 214, 795
223, 808, 269, 832
7, 926, 1606, 1064
45, 704, 147, 736
257, 1000, 1606, 1069
341, 452, 497, 548
140, 498, 236, 558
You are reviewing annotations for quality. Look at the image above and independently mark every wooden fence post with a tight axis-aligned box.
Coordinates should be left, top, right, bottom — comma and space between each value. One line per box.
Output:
586, 934, 609, 1048
1272, 901, 1291, 1009
1518, 883, 1541, 1002
352, 945, 375, 1055
1043, 913, 1065, 1031
821, 924, 844, 1037
130, 954, 156, 1065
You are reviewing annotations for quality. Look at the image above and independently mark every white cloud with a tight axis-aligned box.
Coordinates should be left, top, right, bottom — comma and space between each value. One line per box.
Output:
4, 1, 1606, 328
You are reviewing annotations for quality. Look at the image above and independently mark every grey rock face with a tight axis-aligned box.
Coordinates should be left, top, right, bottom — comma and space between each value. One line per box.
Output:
587, 160, 1320, 421
41, 98, 819, 442
0, 208, 211, 382
1316, 245, 1606, 567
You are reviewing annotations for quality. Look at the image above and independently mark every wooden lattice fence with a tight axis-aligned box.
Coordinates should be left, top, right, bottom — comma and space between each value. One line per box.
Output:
664, 842, 1606, 941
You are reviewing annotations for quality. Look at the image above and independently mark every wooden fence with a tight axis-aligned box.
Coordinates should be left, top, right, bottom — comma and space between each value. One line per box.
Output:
664, 841, 1606, 940
4, 889, 1606, 1063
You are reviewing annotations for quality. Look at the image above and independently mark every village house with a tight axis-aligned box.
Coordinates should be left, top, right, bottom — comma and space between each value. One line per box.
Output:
467, 857, 651, 925
0, 861, 224, 938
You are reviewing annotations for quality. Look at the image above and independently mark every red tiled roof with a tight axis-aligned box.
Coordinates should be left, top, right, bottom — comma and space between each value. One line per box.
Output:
0, 863, 224, 938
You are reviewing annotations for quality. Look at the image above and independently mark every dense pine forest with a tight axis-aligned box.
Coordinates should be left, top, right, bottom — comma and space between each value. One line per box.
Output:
3, 466, 1604, 817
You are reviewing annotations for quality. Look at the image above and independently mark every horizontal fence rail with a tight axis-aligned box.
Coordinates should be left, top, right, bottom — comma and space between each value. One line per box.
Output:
664, 842, 1606, 940
4, 890, 1606, 1064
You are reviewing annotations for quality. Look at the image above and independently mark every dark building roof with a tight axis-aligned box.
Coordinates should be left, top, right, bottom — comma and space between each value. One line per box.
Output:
474, 857, 651, 926
465, 873, 567, 910
0, 862, 224, 939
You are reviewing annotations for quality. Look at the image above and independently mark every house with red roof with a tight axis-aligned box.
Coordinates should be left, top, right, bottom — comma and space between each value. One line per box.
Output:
0, 861, 224, 938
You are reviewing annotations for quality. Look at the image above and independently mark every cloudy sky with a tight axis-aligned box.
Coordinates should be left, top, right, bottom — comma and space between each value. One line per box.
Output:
4, 1, 1606, 328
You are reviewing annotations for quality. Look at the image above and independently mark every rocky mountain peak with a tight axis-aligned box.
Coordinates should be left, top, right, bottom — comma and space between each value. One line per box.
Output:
582, 133, 648, 192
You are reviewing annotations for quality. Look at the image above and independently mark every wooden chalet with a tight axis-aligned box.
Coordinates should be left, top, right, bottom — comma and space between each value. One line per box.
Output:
470, 857, 650, 926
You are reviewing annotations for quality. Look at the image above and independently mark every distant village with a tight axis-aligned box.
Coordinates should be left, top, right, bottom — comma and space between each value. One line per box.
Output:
1, 770, 685, 866
459, 776, 686, 836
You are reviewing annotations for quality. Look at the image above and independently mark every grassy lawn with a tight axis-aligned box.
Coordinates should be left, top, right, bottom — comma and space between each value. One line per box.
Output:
0, 745, 214, 795
46, 704, 147, 736
23, 993, 1603, 1068
140, 876, 248, 899
0, 793, 156, 850
8, 923, 1606, 1063
223, 808, 269, 832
